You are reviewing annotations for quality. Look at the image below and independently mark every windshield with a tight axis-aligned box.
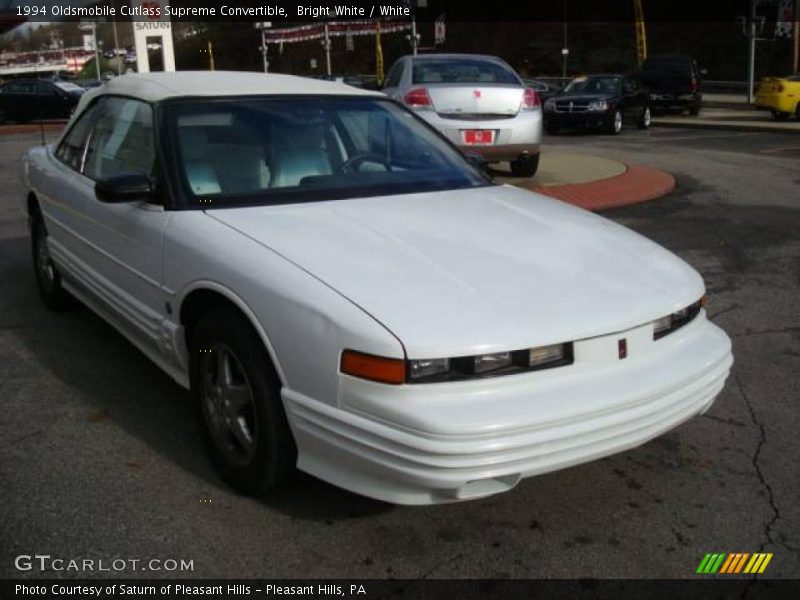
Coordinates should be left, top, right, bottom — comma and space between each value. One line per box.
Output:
641, 57, 691, 73
168, 96, 489, 207
564, 76, 622, 95
54, 81, 85, 93
412, 58, 520, 85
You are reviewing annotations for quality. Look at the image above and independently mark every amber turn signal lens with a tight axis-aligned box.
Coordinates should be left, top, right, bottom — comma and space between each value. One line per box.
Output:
340, 350, 406, 385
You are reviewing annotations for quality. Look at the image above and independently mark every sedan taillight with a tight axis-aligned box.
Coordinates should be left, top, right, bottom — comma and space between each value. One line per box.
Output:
404, 87, 433, 109
521, 87, 541, 110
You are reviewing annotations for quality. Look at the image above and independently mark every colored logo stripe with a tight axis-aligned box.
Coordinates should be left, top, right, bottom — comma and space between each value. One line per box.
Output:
720, 553, 749, 573
744, 553, 773, 574
697, 552, 773, 574
697, 553, 726, 573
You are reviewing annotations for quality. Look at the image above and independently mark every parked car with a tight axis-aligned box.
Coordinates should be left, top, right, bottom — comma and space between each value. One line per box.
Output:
754, 75, 800, 121
382, 53, 542, 177
0, 79, 84, 124
21, 72, 732, 505
523, 78, 562, 103
543, 74, 650, 134
639, 54, 703, 115
124, 53, 137, 65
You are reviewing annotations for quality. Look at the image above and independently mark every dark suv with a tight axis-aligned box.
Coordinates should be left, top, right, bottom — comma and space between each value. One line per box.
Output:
639, 55, 702, 115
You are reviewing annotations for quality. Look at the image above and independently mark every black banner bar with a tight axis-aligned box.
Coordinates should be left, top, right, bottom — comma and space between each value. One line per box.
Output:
0, 0, 767, 24
3, 579, 800, 600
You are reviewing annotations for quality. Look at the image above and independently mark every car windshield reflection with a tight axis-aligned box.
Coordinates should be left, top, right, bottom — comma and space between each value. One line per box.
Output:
168, 96, 490, 207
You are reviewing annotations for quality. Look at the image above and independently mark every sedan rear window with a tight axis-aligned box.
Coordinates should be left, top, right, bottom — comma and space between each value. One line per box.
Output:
412, 59, 519, 85
166, 96, 489, 207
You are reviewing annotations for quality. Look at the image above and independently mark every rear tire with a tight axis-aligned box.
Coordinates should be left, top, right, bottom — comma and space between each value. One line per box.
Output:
510, 153, 540, 178
772, 109, 790, 121
191, 307, 297, 496
31, 217, 76, 311
638, 106, 651, 129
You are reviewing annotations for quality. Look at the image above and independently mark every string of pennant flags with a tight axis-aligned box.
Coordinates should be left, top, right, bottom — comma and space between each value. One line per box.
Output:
263, 20, 413, 45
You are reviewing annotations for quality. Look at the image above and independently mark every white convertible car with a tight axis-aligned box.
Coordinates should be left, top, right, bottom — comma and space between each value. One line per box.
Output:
21, 72, 733, 504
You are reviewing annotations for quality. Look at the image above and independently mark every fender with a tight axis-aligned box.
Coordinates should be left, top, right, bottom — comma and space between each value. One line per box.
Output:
173, 280, 288, 387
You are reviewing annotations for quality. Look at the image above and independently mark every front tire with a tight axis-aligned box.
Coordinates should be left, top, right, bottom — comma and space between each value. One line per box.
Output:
32, 217, 76, 311
510, 153, 540, 178
607, 109, 623, 135
191, 308, 297, 496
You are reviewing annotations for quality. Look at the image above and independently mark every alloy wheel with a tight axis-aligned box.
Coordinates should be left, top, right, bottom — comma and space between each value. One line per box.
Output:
200, 344, 259, 467
614, 110, 623, 133
35, 228, 57, 293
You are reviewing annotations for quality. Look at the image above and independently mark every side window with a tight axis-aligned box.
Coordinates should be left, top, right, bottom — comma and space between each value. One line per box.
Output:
55, 103, 99, 172
623, 78, 636, 93
84, 97, 155, 182
1, 82, 26, 95
384, 61, 403, 88
33, 82, 56, 96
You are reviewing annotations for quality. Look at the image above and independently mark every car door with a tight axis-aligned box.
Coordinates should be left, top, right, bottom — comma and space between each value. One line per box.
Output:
31, 81, 63, 119
621, 77, 642, 120
0, 81, 34, 121
66, 95, 172, 356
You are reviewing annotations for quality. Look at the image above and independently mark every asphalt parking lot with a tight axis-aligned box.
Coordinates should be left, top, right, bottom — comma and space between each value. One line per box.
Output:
1, 127, 798, 579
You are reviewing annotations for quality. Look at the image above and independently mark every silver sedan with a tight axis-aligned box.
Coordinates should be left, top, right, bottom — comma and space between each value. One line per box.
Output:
382, 53, 543, 177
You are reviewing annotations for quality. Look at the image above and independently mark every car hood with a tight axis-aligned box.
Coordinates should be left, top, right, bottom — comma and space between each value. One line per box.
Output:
208, 186, 704, 357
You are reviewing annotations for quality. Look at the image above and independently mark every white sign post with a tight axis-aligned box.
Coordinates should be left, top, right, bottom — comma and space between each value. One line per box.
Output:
131, 0, 175, 73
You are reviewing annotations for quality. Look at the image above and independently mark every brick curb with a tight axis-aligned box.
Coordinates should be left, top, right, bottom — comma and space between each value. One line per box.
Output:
530, 163, 676, 211
651, 119, 800, 135
0, 122, 67, 136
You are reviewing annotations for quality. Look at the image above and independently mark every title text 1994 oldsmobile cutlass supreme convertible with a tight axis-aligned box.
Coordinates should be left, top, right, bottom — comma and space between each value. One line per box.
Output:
21, 72, 732, 504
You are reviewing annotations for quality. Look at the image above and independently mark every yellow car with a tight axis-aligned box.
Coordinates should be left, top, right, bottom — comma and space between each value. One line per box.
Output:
754, 76, 800, 120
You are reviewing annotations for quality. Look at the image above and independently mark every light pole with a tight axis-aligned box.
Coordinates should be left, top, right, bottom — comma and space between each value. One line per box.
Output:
80, 22, 101, 83
111, 9, 121, 75
322, 24, 332, 76
254, 22, 271, 73
562, 0, 568, 80
747, 0, 757, 103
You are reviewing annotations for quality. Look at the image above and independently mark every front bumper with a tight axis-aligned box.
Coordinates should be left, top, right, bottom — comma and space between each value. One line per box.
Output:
416, 108, 542, 162
545, 110, 614, 130
284, 313, 732, 505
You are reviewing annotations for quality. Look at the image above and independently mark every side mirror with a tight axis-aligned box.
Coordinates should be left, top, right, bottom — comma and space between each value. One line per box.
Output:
95, 172, 152, 203
464, 152, 490, 175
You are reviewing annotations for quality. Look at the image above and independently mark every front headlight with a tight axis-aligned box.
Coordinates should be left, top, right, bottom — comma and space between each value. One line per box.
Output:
588, 100, 609, 111
406, 342, 573, 383
653, 299, 704, 340
544, 99, 556, 111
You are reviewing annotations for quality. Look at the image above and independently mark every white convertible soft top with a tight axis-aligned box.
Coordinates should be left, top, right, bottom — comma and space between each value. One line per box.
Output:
63, 70, 382, 145
99, 71, 381, 102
